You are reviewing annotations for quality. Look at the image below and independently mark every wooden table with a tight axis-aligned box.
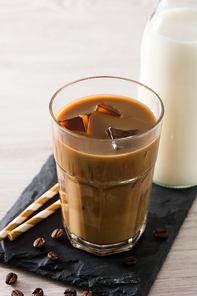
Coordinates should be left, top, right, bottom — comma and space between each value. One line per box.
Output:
0, 0, 196, 295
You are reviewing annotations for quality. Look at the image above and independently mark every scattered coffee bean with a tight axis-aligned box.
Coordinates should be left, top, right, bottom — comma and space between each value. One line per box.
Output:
51, 228, 64, 239
81, 290, 93, 296
33, 237, 46, 248
64, 288, 77, 295
5, 272, 18, 285
124, 256, 137, 265
11, 290, 24, 296
155, 228, 168, 238
32, 287, 44, 296
48, 251, 59, 261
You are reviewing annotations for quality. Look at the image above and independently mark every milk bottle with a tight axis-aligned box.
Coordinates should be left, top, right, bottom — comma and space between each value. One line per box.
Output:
140, 0, 197, 188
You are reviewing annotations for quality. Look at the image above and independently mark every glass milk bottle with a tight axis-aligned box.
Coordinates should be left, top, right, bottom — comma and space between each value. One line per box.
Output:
140, 0, 197, 188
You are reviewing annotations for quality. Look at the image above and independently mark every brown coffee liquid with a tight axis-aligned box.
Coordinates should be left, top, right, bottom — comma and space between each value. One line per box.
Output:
54, 95, 159, 246
57, 95, 156, 139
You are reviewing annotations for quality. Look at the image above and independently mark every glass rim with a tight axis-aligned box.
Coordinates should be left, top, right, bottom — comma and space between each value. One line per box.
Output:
49, 75, 164, 142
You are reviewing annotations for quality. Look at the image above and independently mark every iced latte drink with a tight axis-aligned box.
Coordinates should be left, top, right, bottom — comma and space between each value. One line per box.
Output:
49, 77, 164, 256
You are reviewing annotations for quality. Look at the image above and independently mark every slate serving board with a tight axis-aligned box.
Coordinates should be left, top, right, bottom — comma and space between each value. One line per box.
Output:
0, 155, 196, 296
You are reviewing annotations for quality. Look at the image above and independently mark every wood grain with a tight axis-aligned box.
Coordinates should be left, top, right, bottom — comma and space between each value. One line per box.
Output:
0, 0, 196, 295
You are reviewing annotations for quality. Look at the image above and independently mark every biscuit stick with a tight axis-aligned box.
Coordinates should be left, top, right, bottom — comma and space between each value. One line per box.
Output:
0, 183, 59, 242
8, 200, 61, 241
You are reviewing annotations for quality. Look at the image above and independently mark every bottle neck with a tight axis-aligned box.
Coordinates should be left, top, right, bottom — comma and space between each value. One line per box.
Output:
148, 0, 197, 42
150, 0, 197, 22
156, 0, 197, 11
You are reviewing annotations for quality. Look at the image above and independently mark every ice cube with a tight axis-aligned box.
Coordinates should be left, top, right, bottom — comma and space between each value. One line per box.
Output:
95, 104, 121, 117
107, 127, 140, 150
59, 113, 91, 133
82, 113, 91, 131
107, 127, 139, 139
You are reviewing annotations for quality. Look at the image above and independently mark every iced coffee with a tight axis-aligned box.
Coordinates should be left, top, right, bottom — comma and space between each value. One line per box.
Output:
50, 77, 164, 256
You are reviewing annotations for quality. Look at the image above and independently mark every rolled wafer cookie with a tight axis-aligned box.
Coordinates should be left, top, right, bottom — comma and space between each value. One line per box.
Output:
8, 200, 61, 240
0, 183, 59, 242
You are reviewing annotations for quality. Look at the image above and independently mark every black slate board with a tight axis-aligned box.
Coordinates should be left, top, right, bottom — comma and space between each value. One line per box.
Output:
0, 155, 196, 296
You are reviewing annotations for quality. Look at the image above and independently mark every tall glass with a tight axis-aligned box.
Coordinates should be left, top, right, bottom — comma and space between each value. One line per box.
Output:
49, 76, 164, 256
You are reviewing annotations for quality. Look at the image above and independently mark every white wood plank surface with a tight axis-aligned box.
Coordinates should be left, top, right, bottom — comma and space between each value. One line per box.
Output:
0, 0, 196, 295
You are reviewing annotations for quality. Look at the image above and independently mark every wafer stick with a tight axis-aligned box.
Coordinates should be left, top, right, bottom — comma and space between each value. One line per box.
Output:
8, 200, 61, 241
0, 183, 59, 242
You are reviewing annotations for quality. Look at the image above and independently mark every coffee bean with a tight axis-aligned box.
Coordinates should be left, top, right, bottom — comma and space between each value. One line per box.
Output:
48, 251, 59, 261
11, 290, 24, 296
81, 290, 93, 296
32, 287, 44, 295
124, 256, 137, 265
5, 272, 18, 285
155, 228, 168, 238
33, 237, 46, 248
51, 228, 64, 239
64, 288, 77, 295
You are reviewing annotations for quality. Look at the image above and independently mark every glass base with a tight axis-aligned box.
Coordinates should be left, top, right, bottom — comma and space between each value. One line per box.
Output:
63, 219, 147, 256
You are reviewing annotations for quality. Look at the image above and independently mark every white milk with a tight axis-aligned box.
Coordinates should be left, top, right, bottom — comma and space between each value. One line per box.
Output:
140, 8, 197, 187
